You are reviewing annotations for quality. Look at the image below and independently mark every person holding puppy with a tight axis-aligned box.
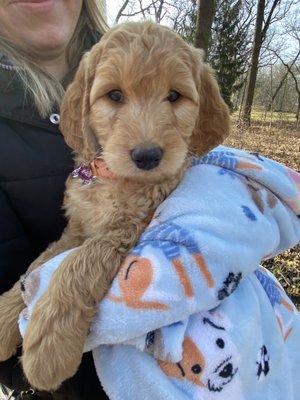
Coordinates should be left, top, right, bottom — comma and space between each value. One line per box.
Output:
0, 0, 109, 399
15, 21, 300, 400
1, 1, 300, 400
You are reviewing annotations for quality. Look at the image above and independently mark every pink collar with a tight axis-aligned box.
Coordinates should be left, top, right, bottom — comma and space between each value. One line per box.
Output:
72, 157, 114, 185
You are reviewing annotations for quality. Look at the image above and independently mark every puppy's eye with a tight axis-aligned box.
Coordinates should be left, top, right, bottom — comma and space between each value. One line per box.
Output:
107, 90, 124, 103
166, 90, 181, 103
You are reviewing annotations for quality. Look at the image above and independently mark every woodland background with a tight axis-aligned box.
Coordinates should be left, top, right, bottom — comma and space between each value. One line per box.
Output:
108, 0, 300, 307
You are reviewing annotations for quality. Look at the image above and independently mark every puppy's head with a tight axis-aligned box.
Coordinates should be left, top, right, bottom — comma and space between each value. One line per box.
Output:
60, 21, 230, 182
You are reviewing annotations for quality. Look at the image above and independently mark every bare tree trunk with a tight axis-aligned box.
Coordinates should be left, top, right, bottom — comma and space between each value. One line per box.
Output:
241, 0, 281, 127
272, 48, 300, 122
241, 0, 265, 127
194, 0, 215, 59
268, 49, 300, 110
269, 73, 288, 111
116, 0, 130, 22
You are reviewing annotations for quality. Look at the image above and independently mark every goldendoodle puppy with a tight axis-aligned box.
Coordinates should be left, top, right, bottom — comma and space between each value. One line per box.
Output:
0, 21, 230, 391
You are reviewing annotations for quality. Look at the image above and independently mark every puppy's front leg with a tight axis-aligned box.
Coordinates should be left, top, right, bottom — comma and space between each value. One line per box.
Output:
0, 251, 60, 361
0, 224, 83, 361
21, 236, 130, 391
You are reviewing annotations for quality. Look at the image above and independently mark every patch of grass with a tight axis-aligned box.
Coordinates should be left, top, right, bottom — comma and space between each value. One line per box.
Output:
262, 247, 300, 307
234, 108, 297, 123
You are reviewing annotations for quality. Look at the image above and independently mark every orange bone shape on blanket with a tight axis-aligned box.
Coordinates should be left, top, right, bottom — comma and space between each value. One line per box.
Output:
108, 253, 214, 310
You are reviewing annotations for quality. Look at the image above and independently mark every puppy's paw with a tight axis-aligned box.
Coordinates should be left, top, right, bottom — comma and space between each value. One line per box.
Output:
22, 340, 83, 391
0, 321, 20, 361
22, 295, 87, 391
0, 289, 23, 360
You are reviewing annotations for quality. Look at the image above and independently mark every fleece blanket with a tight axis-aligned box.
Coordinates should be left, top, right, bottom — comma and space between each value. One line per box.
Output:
19, 146, 300, 400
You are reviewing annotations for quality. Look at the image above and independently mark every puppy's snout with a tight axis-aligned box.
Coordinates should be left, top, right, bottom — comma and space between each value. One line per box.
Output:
130, 146, 163, 170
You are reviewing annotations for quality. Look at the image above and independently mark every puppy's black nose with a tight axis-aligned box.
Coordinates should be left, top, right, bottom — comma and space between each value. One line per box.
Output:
131, 146, 163, 170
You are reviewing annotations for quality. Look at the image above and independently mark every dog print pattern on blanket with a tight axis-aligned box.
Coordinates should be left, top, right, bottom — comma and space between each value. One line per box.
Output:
19, 146, 300, 400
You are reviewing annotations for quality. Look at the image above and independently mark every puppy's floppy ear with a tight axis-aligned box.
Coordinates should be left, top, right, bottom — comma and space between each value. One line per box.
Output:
189, 51, 231, 156
59, 42, 102, 155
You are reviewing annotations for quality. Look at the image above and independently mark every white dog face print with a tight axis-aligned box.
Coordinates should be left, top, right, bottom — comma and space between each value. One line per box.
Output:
159, 310, 244, 400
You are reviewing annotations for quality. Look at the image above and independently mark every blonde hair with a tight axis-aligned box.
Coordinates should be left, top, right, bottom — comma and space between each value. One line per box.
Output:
0, 0, 108, 118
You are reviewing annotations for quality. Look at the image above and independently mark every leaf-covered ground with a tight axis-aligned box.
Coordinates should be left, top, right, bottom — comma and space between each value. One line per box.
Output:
224, 118, 300, 309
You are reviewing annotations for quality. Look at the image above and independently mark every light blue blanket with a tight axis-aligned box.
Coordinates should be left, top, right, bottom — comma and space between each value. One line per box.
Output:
19, 146, 300, 399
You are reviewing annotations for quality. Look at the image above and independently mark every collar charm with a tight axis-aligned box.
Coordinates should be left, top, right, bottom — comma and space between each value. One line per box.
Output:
72, 162, 94, 185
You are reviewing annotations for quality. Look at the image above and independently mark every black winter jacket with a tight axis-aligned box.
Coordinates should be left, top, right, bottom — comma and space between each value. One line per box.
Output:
0, 62, 73, 293
0, 60, 109, 399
